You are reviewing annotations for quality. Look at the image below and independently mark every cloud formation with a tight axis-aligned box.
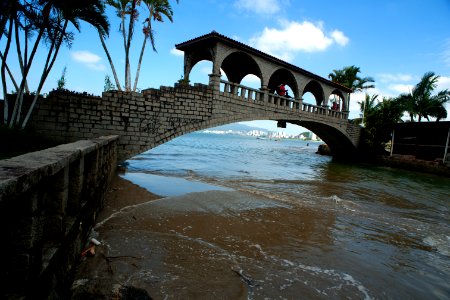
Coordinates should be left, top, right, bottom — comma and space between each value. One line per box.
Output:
377, 73, 413, 83
170, 48, 184, 57
438, 75, 450, 90
71, 50, 105, 71
249, 20, 349, 61
234, 0, 281, 15
387, 83, 413, 94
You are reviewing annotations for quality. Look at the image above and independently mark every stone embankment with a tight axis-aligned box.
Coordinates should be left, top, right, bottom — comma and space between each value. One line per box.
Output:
0, 136, 118, 299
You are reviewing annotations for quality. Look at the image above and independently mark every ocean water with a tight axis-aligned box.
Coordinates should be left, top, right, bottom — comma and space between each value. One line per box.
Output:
118, 132, 450, 299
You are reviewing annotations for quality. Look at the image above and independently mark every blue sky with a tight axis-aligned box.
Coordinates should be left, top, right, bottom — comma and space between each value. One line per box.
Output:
2, 0, 450, 134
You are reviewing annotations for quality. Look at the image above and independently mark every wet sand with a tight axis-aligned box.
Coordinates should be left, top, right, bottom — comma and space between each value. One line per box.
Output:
71, 174, 368, 299
71, 175, 278, 299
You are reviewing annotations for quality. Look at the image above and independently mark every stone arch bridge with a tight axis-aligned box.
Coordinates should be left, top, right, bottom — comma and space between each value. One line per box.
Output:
30, 32, 361, 162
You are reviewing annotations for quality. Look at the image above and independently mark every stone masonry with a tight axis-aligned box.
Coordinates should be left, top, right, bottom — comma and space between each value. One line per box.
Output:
28, 82, 361, 162
0, 136, 118, 299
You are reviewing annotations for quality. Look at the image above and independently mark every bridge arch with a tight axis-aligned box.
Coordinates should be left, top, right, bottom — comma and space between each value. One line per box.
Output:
219, 51, 263, 85
183, 48, 214, 81
138, 111, 359, 160
267, 68, 299, 98
302, 80, 324, 106
328, 89, 346, 111
289, 120, 358, 157
29, 32, 360, 162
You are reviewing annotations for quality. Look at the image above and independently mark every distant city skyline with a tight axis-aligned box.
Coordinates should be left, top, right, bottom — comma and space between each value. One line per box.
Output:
239, 120, 307, 135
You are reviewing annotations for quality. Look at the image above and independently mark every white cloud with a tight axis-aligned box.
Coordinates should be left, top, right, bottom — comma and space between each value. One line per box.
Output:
330, 30, 349, 46
437, 75, 450, 90
377, 73, 413, 83
348, 76, 450, 120
71, 50, 105, 71
387, 83, 413, 94
249, 20, 349, 61
241, 74, 261, 84
170, 48, 184, 57
71, 50, 101, 63
234, 0, 281, 15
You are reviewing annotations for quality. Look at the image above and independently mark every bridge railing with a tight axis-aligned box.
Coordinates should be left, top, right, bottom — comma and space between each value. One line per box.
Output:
220, 80, 263, 101
219, 80, 348, 119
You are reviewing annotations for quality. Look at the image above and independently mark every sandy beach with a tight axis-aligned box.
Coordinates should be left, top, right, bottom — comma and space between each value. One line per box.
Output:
70, 165, 450, 299
70, 175, 285, 299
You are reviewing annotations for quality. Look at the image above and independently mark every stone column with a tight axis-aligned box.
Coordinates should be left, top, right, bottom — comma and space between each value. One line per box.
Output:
209, 73, 221, 95
260, 87, 269, 103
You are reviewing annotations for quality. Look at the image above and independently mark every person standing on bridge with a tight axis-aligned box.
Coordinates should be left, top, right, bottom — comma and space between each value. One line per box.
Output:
277, 83, 287, 96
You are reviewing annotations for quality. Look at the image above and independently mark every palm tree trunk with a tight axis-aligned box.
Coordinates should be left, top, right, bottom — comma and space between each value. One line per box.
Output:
0, 52, 19, 91
133, 37, 147, 92
14, 20, 29, 93
8, 2, 47, 128
22, 20, 67, 129
99, 32, 122, 91
9, 26, 44, 127
120, 14, 128, 89
1, 19, 13, 124
125, 0, 137, 91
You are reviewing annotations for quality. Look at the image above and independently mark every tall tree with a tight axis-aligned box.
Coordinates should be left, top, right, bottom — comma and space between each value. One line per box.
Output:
354, 93, 378, 126
1, 0, 110, 128
328, 65, 375, 111
397, 71, 449, 122
363, 97, 405, 153
133, 0, 176, 91
101, 0, 178, 92
21, 0, 110, 129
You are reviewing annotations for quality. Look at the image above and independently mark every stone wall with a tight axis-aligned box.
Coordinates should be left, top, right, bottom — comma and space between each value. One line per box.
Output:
0, 136, 118, 299
29, 85, 215, 162
28, 83, 359, 161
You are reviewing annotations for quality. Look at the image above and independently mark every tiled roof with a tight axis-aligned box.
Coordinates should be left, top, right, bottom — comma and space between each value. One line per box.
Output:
175, 31, 352, 93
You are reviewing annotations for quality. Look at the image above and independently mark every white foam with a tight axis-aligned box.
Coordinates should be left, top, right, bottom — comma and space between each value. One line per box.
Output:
423, 235, 450, 256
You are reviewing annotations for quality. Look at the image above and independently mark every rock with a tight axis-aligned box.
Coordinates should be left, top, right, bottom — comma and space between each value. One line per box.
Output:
316, 144, 332, 156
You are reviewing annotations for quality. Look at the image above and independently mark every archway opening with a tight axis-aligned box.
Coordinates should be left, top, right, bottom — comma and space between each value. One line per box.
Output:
328, 92, 344, 111
303, 80, 324, 106
267, 68, 298, 97
189, 60, 227, 85
302, 92, 316, 105
239, 74, 262, 100
221, 51, 262, 84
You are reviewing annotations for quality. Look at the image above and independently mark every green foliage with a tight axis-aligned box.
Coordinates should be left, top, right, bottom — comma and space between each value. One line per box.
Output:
104, 75, 116, 91
328, 65, 375, 92
397, 72, 450, 122
362, 97, 405, 154
354, 94, 379, 126
56, 67, 67, 90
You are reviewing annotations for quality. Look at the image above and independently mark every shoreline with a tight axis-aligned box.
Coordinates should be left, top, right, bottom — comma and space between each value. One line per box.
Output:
371, 154, 450, 177
70, 173, 278, 299
97, 174, 163, 222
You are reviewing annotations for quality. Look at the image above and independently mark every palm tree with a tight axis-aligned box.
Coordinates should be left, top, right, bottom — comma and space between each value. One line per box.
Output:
133, 0, 176, 91
98, 0, 132, 91
398, 72, 450, 122
101, 0, 139, 91
364, 97, 405, 153
101, 0, 179, 92
21, 0, 110, 128
354, 93, 378, 126
328, 65, 375, 111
